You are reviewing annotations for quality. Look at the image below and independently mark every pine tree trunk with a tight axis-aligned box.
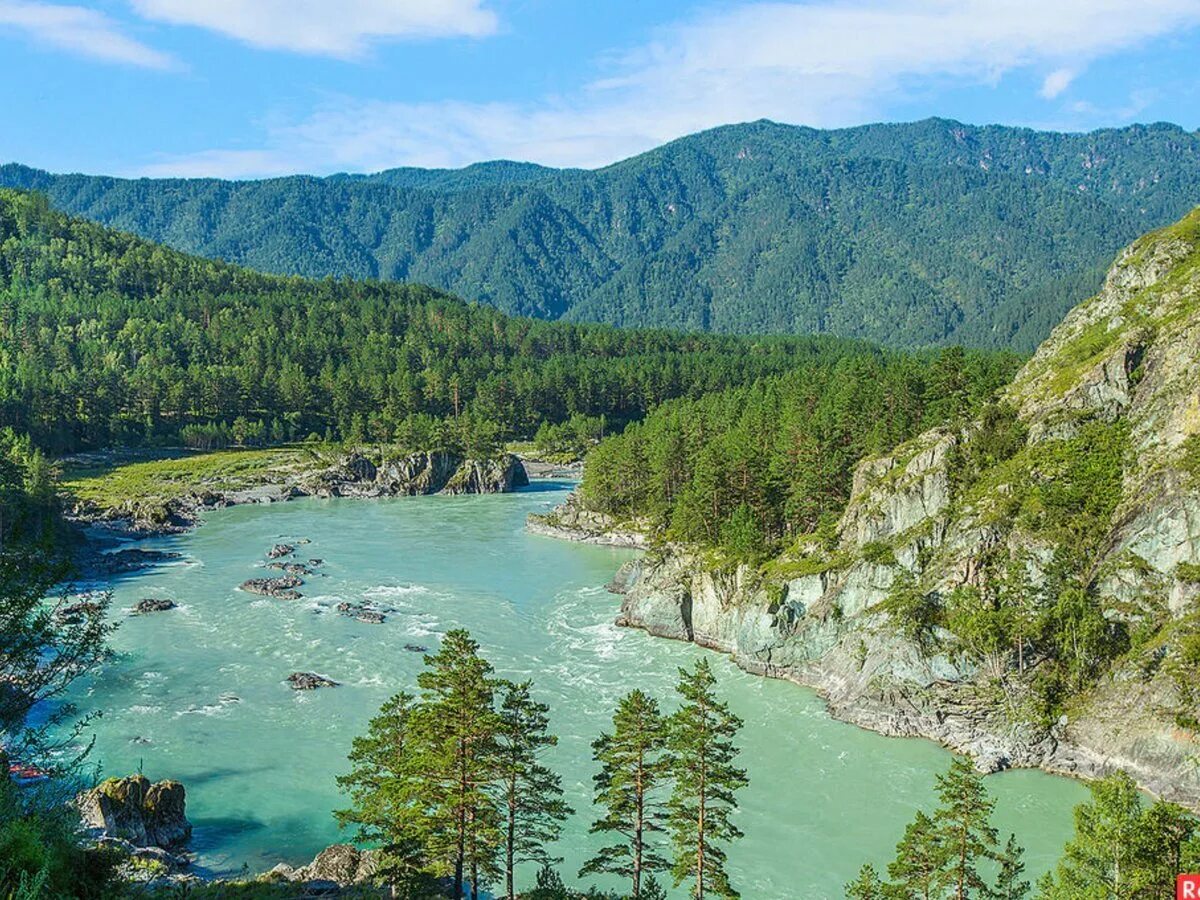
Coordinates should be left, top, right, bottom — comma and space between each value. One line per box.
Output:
633, 748, 644, 900
697, 751, 707, 900
456, 789, 466, 899
506, 778, 516, 900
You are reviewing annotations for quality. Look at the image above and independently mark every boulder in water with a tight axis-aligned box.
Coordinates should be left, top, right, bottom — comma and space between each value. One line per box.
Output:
57, 600, 104, 624
287, 672, 339, 690
240, 576, 303, 599
267, 543, 294, 559
133, 598, 177, 615
335, 602, 385, 624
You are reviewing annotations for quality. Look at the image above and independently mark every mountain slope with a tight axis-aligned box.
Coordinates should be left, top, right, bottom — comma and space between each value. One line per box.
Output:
573, 205, 1200, 805
5, 119, 1200, 350
0, 187, 969, 457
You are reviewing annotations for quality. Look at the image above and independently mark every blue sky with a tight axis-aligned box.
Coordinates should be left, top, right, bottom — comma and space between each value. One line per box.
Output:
1, 0, 1199, 177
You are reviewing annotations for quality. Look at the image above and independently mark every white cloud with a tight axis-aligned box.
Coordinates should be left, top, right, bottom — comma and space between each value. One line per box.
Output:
129, 0, 497, 56
0, 0, 172, 67
136, 0, 1200, 176
1040, 67, 1076, 99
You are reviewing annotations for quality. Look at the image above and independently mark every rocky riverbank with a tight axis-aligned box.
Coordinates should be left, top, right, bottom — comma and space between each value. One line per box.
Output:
605, 547, 1199, 808
75, 772, 390, 894
525, 490, 650, 549
67, 447, 529, 541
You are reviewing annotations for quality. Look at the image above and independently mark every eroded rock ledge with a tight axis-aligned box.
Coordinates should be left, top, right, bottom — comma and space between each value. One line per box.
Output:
526, 490, 649, 549
609, 547, 1200, 809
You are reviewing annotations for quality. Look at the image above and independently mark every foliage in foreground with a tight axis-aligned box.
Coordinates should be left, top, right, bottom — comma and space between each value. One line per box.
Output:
338, 634, 747, 900
848, 762, 1200, 900
0, 434, 119, 898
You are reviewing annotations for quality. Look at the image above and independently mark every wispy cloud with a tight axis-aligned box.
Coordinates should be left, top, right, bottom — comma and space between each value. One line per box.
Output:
0, 0, 172, 67
1039, 67, 1077, 99
137, 0, 1200, 176
129, 0, 498, 57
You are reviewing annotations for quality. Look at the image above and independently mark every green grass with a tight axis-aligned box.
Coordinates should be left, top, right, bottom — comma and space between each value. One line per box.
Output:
60, 446, 317, 511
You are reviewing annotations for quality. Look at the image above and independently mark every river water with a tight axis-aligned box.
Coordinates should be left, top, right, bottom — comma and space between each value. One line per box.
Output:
65, 482, 1087, 897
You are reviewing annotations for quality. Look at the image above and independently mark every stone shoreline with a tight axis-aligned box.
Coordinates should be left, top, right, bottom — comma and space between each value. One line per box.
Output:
70, 449, 535, 571
529, 501, 1200, 813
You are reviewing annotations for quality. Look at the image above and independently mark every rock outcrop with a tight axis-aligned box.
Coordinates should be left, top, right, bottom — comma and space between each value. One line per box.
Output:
78, 775, 192, 849
267, 844, 380, 887
527, 489, 650, 548
304, 450, 528, 498
70, 448, 530, 543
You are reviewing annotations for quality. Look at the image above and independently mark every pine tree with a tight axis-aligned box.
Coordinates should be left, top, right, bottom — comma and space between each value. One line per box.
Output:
933, 758, 998, 900
887, 810, 947, 900
993, 834, 1029, 900
642, 874, 668, 900
335, 692, 440, 897
580, 689, 670, 898
844, 864, 886, 900
495, 680, 573, 900
410, 629, 503, 900
1039, 771, 1200, 900
666, 658, 748, 900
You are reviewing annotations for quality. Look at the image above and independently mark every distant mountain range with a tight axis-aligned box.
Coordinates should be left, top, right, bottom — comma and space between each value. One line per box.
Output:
5, 118, 1200, 350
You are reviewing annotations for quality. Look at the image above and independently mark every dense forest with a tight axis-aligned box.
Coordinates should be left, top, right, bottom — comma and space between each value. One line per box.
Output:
5, 119, 1200, 350
580, 347, 1018, 557
0, 188, 915, 456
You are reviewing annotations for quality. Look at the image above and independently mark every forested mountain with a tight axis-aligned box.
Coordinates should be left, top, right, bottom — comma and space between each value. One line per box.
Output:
0, 188, 1014, 457
4, 119, 1200, 350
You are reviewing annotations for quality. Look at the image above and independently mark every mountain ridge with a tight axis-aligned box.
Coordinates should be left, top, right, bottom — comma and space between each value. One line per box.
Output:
5, 117, 1200, 350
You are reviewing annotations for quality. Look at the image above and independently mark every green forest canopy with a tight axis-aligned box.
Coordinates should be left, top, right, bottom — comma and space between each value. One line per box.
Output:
0, 188, 1018, 458
5, 118, 1200, 350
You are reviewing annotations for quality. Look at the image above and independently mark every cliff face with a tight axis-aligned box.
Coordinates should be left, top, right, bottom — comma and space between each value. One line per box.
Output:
607, 207, 1200, 806
304, 450, 529, 498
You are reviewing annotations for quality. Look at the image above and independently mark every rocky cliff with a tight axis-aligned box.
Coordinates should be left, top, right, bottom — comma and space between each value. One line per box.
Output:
304, 450, 529, 498
584, 207, 1200, 807
78, 774, 192, 849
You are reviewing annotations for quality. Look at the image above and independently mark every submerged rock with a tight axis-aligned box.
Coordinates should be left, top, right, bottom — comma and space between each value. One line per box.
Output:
133, 598, 177, 615
287, 672, 339, 690
239, 576, 303, 599
403, 643, 428, 653
101, 548, 182, 574
267, 560, 312, 575
57, 600, 104, 624
77, 774, 191, 849
335, 602, 385, 624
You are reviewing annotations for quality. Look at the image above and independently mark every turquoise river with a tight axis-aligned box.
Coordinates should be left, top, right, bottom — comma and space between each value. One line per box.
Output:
64, 482, 1089, 898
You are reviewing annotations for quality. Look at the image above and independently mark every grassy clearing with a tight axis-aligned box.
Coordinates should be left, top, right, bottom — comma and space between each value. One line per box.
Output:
59, 446, 318, 511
